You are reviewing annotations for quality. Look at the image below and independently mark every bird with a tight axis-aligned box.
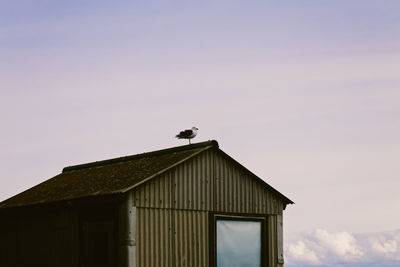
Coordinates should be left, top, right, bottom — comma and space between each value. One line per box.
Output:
176, 127, 199, 144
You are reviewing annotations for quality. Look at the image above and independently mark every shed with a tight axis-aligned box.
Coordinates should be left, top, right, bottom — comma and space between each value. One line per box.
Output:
0, 140, 293, 267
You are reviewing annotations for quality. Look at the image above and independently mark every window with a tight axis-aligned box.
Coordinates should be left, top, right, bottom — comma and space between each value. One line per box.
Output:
210, 214, 267, 267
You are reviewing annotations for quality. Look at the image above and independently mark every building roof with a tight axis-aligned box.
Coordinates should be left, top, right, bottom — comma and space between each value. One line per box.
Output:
0, 140, 293, 209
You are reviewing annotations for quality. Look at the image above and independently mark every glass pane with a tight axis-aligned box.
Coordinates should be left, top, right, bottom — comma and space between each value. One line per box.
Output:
216, 220, 261, 267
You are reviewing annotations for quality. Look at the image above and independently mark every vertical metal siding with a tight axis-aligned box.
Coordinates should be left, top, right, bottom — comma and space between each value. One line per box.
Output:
136, 207, 169, 267
213, 152, 281, 215
172, 150, 214, 211
132, 172, 173, 209
136, 207, 208, 267
135, 208, 278, 267
131, 149, 285, 266
132, 150, 215, 212
132, 149, 282, 215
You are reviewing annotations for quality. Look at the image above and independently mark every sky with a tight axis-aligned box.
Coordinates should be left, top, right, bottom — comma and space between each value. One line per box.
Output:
1, 1, 399, 266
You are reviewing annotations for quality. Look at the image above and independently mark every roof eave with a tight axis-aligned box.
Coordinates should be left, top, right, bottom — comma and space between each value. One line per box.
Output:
216, 149, 294, 205
115, 145, 215, 194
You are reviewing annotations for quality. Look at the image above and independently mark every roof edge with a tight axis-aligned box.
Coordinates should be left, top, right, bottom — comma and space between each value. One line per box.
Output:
118, 145, 214, 194
62, 140, 219, 173
216, 149, 294, 205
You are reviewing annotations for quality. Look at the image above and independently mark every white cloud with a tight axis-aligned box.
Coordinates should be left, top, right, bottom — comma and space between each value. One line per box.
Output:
370, 237, 397, 254
362, 231, 400, 261
287, 241, 320, 265
285, 229, 400, 266
315, 229, 363, 261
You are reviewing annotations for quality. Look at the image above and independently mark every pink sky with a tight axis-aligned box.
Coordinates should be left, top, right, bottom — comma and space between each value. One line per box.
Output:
1, 1, 399, 265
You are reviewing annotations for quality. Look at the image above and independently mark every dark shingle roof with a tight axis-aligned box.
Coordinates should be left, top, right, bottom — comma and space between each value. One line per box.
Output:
0, 141, 216, 209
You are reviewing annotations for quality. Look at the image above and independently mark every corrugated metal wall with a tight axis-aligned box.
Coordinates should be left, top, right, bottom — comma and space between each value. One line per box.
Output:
136, 208, 209, 267
132, 149, 215, 211
213, 152, 283, 215
132, 149, 282, 215
131, 148, 285, 267
135, 207, 278, 267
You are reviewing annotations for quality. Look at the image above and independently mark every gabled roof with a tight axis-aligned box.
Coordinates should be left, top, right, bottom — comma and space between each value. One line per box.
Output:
0, 140, 293, 209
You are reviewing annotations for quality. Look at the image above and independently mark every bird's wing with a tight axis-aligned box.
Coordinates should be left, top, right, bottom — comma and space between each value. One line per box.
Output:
177, 129, 193, 138
182, 129, 193, 136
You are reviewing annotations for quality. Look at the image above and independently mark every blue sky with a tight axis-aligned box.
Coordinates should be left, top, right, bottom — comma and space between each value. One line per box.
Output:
1, 1, 399, 266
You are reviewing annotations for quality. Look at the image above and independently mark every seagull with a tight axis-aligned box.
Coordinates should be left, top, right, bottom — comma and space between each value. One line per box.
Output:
176, 127, 199, 144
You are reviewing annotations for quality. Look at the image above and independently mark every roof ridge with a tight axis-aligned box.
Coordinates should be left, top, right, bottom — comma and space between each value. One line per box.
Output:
62, 140, 219, 173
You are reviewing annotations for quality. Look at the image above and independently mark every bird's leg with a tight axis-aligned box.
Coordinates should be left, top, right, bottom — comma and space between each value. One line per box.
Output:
189, 139, 191, 144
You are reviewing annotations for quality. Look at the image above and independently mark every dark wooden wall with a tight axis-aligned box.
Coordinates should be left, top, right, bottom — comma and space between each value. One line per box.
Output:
0, 203, 119, 267
0, 209, 79, 267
